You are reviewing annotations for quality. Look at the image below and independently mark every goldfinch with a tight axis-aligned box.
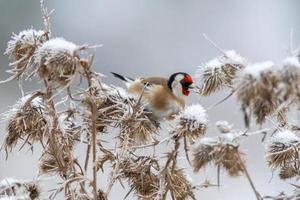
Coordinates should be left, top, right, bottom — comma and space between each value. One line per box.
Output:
111, 72, 193, 120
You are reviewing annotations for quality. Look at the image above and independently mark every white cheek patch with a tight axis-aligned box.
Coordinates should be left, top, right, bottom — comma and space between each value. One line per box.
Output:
172, 80, 184, 98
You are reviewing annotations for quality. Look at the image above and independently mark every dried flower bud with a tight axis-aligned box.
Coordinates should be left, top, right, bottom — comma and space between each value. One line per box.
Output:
118, 101, 159, 146
234, 61, 279, 126
34, 38, 86, 86
196, 50, 246, 95
175, 104, 208, 141
164, 168, 195, 200
4, 29, 47, 80
3, 94, 48, 151
266, 130, 300, 179
193, 136, 245, 177
277, 57, 300, 101
119, 157, 159, 198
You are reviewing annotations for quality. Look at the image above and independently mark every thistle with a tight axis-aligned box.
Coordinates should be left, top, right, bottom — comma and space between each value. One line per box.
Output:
196, 50, 247, 95
175, 104, 208, 141
4, 29, 48, 81
3, 94, 48, 152
266, 130, 300, 179
234, 61, 279, 126
33, 37, 89, 86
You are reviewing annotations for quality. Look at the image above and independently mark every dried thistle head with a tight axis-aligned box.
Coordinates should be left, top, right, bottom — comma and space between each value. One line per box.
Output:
277, 57, 300, 102
117, 99, 159, 146
175, 104, 208, 141
34, 37, 89, 86
3, 94, 48, 151
196, 50, 246, 95
4, 29, 47, 80
93, 85, 128, 132
192, 138, 217, 171
119, 157, 159, 199
164, 168, 195, 200
0, 178, 41, 200
193, 136, 245, 177
266, 130, 300, 179
234, 61, 279, 126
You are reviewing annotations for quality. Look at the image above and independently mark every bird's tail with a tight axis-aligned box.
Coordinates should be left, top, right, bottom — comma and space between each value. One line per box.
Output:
111, 72, 134, 87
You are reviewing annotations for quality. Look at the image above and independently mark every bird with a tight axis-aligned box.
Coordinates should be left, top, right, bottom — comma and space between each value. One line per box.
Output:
111, 72, 193, 120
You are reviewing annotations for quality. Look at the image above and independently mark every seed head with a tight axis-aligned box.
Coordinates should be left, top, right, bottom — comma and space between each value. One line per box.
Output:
196, 50, 246, 95
175, 104, 208, 141
234, 61, 279, 126
34, 38, 87, 86
4, 29, 47, 80
3, 94, 48, 151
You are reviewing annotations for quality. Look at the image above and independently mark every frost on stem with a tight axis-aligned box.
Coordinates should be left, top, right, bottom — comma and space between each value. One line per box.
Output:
234, 61, 279, 126
0, 178, 40, 200
266, 129, 300, 179
193, 135, 245, 177
34, 37, 90, 86
4, 29, 47, 81
175, 104, 208, 141
196, 50, 247, 95
2, 94, 48, 152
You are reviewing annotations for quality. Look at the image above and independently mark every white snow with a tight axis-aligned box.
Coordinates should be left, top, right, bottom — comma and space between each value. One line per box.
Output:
5, 29, 45, 56
283, 57, 300, 69
180, 104, 208, 124
38, 37, 77, 55
224, 50, 247, 65
197, 137, 218, 146
269, 130, 299, 145
242, 61, 274, 78
195, 50, 247, 81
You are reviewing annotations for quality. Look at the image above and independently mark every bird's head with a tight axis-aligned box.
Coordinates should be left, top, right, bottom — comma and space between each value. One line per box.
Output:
168, 72, 194, 97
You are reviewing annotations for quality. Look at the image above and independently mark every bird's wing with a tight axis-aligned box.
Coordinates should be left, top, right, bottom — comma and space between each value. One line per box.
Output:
127, 77, 169, 96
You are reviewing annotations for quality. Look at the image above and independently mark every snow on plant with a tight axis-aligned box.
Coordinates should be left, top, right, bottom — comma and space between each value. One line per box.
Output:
0, 1, 300, 200
4, 29, 48, 82
266, 130, 300, 180
195, 50, 247, 95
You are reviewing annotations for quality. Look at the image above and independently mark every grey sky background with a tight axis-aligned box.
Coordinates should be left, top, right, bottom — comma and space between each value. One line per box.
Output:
0, 0, 300, 199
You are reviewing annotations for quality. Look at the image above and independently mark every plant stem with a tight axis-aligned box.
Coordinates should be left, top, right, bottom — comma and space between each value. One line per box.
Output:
238, 153, 262, 200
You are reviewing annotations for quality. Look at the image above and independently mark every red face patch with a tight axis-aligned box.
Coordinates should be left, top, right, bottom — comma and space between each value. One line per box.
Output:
183, 75, 193, 84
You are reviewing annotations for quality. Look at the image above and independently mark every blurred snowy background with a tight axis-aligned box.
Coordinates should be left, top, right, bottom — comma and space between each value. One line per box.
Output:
0, 0, 300, 199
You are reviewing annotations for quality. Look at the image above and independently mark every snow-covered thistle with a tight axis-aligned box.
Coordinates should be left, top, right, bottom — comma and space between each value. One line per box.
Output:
4, 29, 47, 81
196, 50, 247, 95
234, 61, 279, 126
2, 94, 48, 152
175, 104, 208, 141
33, 37, 90, 86
266, 130, 300, 179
